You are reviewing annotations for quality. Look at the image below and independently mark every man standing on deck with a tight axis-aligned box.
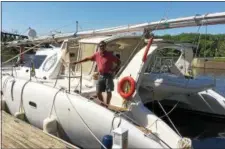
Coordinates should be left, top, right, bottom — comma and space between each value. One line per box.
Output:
72, 41, 121, 107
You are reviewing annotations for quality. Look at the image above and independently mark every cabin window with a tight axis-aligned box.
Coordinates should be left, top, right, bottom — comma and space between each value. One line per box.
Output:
21, 54, 35, 64
70, 53, 75, 57
43, 54, 57, 72
77, 43, 97, 74
145, 48, 181, 73
61, 42, 67, 50
23, 55, 47, 69
106, 37, 145, 77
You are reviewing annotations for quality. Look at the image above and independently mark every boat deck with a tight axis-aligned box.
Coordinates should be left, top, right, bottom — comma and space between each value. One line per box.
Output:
1, 110, 80, 149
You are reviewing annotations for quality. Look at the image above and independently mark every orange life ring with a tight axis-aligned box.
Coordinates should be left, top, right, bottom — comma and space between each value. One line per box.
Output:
117, 76, 136, 99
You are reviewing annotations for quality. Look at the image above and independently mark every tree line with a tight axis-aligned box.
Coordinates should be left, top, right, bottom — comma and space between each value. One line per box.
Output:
156, 33, 225, 57
2, 33, 225, 64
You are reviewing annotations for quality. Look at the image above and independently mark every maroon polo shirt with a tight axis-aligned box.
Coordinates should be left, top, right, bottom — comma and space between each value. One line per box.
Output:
89, 51, 120, 74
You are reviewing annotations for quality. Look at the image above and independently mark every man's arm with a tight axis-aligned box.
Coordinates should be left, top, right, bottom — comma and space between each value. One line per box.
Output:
72, 54, 96, 65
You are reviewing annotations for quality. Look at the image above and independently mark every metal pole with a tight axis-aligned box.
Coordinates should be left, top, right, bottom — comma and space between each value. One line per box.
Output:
11, 60, 14, 76
79, 43, 82, 94
29, 62, 32, 81
20, 45, 24, 64
66, 42, 71, 93
69, 63, 71, 93
76, 21, 79, 33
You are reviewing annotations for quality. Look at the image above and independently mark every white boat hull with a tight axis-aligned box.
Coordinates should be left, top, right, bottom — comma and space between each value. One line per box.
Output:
1, 75, 182, 148
140, 73, 225, 116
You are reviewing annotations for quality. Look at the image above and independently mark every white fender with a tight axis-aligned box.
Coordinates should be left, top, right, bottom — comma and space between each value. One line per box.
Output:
15, 111, 26, 121
177, 137, 192, 149
43, 116, 58, 136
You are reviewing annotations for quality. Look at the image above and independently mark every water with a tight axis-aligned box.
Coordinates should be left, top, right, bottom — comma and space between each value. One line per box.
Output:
186, 68, 225, 148
192, 68, 225, 97
193, 137, 225, 149
145, 68, 225, 148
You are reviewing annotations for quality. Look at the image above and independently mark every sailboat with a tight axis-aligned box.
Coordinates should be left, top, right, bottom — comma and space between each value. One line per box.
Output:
140, 40, 225, 116
1, 12, 225, 148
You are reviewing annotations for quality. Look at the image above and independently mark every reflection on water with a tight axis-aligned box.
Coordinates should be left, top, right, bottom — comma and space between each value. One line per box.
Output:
192, 68, 225, 77
191, 68, 225, 148
193, 137, 225, 149
192, 68, 225, 96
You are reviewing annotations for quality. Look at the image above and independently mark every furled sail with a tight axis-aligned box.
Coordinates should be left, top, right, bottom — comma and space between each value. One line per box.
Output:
3, 12, 225, 47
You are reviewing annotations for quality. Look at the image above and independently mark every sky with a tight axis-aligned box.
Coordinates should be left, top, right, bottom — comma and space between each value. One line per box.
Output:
2, 1, 225, 36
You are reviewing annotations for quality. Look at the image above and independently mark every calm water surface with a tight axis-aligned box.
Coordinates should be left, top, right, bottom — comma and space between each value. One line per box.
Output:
189, 68, 225, 148
192, 68, 225, 96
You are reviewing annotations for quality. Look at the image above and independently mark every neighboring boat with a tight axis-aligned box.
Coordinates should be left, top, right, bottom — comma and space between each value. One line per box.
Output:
138, 41, 225, 117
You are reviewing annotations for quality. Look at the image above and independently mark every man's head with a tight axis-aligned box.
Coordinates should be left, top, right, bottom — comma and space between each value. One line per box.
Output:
99, 41, 106, 54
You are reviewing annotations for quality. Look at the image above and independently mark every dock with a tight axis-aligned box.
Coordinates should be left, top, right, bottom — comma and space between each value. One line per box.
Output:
1, 110, 80, 149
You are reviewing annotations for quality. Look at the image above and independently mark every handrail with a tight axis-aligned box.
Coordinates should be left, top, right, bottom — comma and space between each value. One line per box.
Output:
79, 43, 83, 94
59, 75, 82, 78
54, 41, 83, 94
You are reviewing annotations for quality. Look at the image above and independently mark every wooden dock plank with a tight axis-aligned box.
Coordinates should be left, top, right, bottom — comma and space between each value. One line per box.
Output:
1, 110, 79, 149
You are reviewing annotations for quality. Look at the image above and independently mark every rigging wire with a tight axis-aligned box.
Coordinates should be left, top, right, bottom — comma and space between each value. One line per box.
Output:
143, 1, 183, 138
65, 92, 108, 149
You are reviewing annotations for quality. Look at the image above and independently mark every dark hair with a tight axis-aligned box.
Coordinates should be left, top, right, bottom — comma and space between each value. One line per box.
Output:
115, 54, 120, 59
99, 41, 106, 46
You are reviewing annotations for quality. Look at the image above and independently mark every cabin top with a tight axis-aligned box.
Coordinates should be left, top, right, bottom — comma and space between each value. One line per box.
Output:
78, 36, 112, 44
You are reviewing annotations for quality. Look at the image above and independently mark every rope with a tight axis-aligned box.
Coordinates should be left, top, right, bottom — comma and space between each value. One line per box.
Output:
198, 93, 215, 113
13, 63, 18, 77
2, 38, 52, 65
48, 88, 64, 117
203, 14, 209, 58
193, 13, 217, 102
203, 22, 216, 86
63, 82, 174, 149
159, 100, 180, 119
28, 60, 41, 82
2, 76, 13, 94
54, 41, 81, 92
135, 3, 173, 89
163, 2, 173, 21
115, 26, 150, 78
50, 23, 76, 34
100, 102, 174, 149
194, 13, 209, 58
157, 101, 182, 137
93, 81, 183, 148
145, 13, 209, 141
73, 78, 81, 92
53, 63, 64, 88
64, 92, 107, 149
151, 2, 173, 35
115, 110, 172, 149
10, 80, 16, 101
17, 28, 30, 40
193, 25, 203, 58
18, 80, 30, 113
110, 113, 122, 133
3, 28, 29, 42
94, 99, 173, 148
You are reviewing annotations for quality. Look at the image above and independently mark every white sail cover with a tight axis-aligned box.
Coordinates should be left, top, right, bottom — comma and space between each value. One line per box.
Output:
3, 12, 225, 47
77, 12, 225, 36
